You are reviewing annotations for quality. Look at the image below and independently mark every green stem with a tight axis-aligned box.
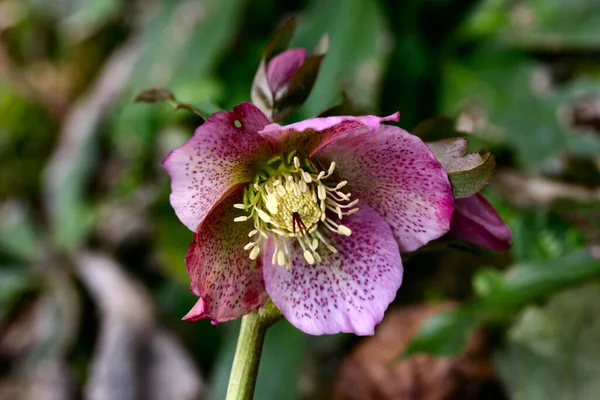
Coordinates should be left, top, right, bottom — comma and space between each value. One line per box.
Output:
226, 301, 282, 400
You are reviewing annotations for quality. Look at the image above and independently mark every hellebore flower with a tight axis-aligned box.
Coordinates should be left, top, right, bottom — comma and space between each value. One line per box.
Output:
449, 192, 512, 251
162, 103, 454, 335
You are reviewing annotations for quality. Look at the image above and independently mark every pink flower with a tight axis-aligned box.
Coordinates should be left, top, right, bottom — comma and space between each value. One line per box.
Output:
162, 103, 454, 335
449, 193, 512, 251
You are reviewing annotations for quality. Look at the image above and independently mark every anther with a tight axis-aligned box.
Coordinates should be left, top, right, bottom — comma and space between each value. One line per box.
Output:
303, 250, 315, 265
257, 209, 271, 223
328, 162, 336, 176
249, 246, 260, 260
337, 225, 352, 236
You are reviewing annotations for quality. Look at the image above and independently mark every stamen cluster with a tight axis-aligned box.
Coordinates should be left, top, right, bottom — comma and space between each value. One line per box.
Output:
233, 153, 359, 266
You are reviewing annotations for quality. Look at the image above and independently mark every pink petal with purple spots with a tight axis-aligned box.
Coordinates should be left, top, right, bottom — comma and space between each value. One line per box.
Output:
182, 185, 268, 324
162, 102, 271, 232
266, 48, 308, 93
263, 205, 402, 335
449, 193, 512, 251
315, 125, 454, 252
259, 113, 400, 157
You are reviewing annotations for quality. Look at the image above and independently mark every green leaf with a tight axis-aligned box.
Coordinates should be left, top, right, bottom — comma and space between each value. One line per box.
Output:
511, 209, 586, 263
403, 305, 480, 358
447, 151, 495, 198
472, 268, 504, 298
495, 282, 600, 400
427, 137, 496, 198
264, 18, 297, 62
442, 55, 600, 170
293, 0, 385, 118
127, 0, 243, 99
0, 201, 39, 261
462, 0, 600, 49
480, 251, 600, 308
0, 267, 37, 325
403, 250, 600, 357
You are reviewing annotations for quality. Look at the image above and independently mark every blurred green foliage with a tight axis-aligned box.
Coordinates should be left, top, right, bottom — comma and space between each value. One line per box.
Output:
1, 0, 600, 398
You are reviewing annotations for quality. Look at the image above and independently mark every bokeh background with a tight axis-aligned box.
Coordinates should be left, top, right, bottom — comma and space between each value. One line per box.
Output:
2, 0, 600, 399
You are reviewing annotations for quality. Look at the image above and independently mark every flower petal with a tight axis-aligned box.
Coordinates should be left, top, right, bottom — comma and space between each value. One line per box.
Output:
449, 193, 512, 251
263, 205, 402, 335
259, 113, 400, 157
266, 48, 308, 93
182, 185, 268, 324
315, 125, 454, 252
162, 102, 271, 232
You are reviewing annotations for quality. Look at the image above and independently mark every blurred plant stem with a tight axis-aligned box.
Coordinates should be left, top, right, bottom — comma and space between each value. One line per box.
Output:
226, 301, 283, 400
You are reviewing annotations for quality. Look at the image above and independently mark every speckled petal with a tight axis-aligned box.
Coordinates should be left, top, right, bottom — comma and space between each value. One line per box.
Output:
263, 205, 402, 335
315, 124, 454, 252
162, 102, 271, 232
182, 185, 268, 324
266, 48, 307, 93
259, 113, 400, 157
449, 193, 512, 251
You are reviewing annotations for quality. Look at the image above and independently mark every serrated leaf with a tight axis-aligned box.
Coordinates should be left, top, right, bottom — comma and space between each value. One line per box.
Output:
448, 151, 495, 198
427, 137, 496, 198
427, 137, 469, 164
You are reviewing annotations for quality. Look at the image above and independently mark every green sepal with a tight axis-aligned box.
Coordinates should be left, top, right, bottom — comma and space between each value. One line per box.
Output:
428, 137, 496, 199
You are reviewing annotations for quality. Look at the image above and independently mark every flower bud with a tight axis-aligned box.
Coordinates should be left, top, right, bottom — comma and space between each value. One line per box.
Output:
265, 48, 307, 95
251, 18, 328, 122
449, 193, 512, 251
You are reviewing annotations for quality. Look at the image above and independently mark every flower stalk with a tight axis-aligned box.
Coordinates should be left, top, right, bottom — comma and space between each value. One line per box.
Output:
226, 301, 283, 400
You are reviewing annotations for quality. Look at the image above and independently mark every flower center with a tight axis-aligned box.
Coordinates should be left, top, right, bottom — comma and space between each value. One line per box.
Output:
233, 153, 358, 267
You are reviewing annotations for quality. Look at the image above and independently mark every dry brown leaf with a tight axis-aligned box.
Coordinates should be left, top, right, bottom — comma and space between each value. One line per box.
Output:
333, 303, 503, 400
